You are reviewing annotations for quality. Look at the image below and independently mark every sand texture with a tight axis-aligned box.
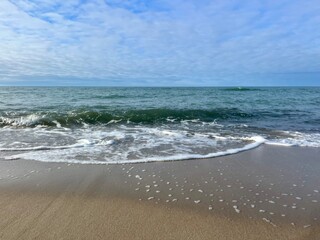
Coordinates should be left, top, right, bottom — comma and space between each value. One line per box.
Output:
0, 145, 320, 239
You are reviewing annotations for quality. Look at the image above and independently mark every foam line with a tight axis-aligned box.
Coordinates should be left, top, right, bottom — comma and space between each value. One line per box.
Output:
4, 136, 266, 165
0, 140, 95, 151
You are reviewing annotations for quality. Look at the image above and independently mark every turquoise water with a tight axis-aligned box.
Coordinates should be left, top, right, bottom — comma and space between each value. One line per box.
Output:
0, 87, 319, 163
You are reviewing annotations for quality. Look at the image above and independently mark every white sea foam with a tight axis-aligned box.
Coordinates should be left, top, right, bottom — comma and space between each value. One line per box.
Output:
52, 120, 62, 128
0, 114, 44, 127
0, 139, 95, 151
3, 134, 265, 164
1, 122, 319, 165
265, 131, 320, 147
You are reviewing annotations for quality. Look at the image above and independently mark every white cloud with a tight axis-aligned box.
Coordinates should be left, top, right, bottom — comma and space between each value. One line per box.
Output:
0, 0, 319, 85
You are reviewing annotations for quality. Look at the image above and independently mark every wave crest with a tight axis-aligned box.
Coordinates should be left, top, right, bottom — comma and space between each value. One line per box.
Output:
0, 108, 253, 127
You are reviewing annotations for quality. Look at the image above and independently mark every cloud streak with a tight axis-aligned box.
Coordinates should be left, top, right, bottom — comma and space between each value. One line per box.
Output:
0, 0, 319, 85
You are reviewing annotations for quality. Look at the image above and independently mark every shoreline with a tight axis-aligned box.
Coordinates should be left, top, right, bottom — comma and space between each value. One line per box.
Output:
3, 135, 266, 165
1, 145, 320, 239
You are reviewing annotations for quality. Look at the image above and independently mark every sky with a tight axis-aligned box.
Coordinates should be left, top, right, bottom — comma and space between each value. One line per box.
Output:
0, 0, 319, 86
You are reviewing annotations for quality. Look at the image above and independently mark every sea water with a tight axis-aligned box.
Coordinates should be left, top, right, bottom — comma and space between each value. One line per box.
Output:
0, 87, 319, 164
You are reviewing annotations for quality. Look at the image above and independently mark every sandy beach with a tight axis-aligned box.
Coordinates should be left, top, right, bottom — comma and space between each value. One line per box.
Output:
0, 145, 320, 239
1, 0, 319, 238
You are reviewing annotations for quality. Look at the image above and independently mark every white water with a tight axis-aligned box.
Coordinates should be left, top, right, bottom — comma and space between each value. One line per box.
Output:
1, 125, 319, 165
3, 135, 266, 164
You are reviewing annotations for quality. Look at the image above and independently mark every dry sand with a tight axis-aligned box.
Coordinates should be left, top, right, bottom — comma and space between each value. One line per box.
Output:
0, 145, 320, 239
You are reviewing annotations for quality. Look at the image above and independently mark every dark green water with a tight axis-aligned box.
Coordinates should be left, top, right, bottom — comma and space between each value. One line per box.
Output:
0, 87, 319, 164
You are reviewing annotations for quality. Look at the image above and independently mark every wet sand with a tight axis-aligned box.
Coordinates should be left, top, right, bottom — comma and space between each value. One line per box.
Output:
0, 145, 320, 239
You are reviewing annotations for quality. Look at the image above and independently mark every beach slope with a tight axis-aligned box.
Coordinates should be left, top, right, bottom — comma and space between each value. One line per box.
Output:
0, 145, 319, 240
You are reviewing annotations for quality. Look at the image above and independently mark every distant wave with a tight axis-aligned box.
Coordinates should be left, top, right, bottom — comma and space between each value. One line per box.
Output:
91, 94, 127, 99
222, 87, 263, 92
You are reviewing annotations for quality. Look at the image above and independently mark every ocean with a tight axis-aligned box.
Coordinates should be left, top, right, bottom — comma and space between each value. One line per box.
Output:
0, 87, 319, 164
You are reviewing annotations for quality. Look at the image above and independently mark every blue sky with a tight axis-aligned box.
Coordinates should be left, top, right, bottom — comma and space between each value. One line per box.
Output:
0, 0, 319, 86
